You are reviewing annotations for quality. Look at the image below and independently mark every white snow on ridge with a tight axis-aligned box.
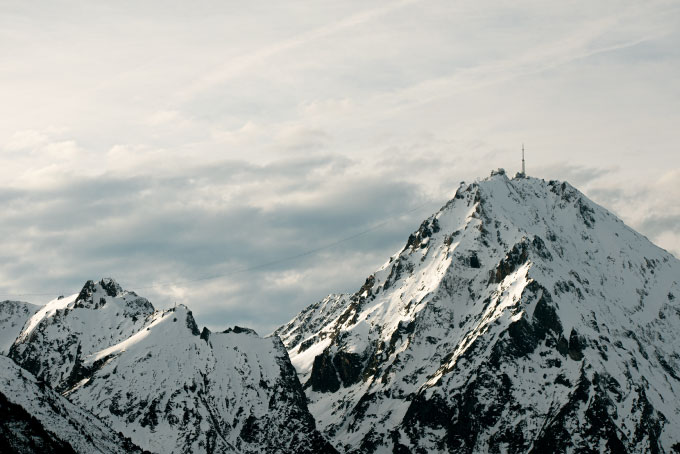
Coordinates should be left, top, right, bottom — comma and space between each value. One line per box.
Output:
17, 293, 76, 343
86, 306, 171, 364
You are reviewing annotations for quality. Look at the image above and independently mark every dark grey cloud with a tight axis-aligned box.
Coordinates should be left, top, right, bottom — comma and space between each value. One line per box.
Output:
638, 214, 680, 245
534, 163, 615, 188
0, 154, 438, 334
640, 215, 680, 233
585, 186, 633, 212
584, 176, 680, 259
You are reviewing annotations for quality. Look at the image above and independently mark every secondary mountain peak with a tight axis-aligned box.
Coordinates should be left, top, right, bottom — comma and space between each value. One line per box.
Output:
10, 278, 155, 391
3, 279, 337, 454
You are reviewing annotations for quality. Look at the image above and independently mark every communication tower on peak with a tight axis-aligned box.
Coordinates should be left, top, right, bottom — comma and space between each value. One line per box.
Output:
521, 144, 526, 177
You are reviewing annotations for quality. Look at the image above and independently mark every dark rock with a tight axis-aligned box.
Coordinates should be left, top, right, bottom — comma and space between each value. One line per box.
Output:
405, 218, 439, 250
556, 335, 569, 356
100, 278, 122, 297
383, 259, 404, 291
332, 351, 364, 387
531, 287, 562, 339
506, 317, 538, 358
309, 351, 340, 393
0, 391, 78, 454
240, 415, 260, 444
530, 236, 552, 260
403, 393, 452, 430
489, 242, 529, 284
298, 336, 317, 353
568, 329, 584, 361
655, 352, 680, 381
577, 199, 596, 228
223, 326, 258, 335
357, 275, 376, 299
75, 280, 96, 305
185, 310, 201, 336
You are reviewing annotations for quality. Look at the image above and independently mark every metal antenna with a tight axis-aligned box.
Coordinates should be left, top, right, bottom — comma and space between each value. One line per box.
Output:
521, 144, 526, 176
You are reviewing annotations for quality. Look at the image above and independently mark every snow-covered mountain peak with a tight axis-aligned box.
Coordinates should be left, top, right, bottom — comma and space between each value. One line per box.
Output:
73, 278, 151, 314
75, 277, 123, 302
10, 278, 156, 391
277, 172, 680, 453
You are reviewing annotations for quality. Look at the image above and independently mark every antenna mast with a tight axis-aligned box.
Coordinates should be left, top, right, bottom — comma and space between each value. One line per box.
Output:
521, 144, 526, 177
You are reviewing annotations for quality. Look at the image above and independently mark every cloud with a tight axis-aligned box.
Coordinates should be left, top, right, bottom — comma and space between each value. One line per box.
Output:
0, 151, 437, 333
4, 129, 52, 151
0, 130, 97, 189
178, 0, 421, 99
534, 163, 614, 188
276, 126, 331, 151
0, 0, 678, 334
145, 110, 183, 127
584, 168, 680, 259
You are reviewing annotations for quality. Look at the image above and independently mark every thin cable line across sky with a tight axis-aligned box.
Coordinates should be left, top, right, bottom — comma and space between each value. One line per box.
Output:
0, 198, 444, 300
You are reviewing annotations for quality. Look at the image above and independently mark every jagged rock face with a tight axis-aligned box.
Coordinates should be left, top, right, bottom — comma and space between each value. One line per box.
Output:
0, 300, 39, 354
6, 279, 336, 454
0, 355, 144, 454
277, 173, 680, 453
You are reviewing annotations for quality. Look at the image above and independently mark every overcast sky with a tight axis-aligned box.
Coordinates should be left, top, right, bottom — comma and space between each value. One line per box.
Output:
1, 0, 679, 334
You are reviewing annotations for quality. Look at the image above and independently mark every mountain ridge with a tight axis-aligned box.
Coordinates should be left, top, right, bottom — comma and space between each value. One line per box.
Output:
7, 278, 337, 454
2, 170, 679, 453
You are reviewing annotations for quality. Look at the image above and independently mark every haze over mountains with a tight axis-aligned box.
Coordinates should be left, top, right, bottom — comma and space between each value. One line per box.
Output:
2, 170, 679, 453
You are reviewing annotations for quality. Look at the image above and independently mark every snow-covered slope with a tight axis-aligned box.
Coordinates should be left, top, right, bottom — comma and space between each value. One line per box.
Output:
8, 279, 337, 454
0, 300, 39, 354
276, 170, 680, 453
0, 355, 143, 454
